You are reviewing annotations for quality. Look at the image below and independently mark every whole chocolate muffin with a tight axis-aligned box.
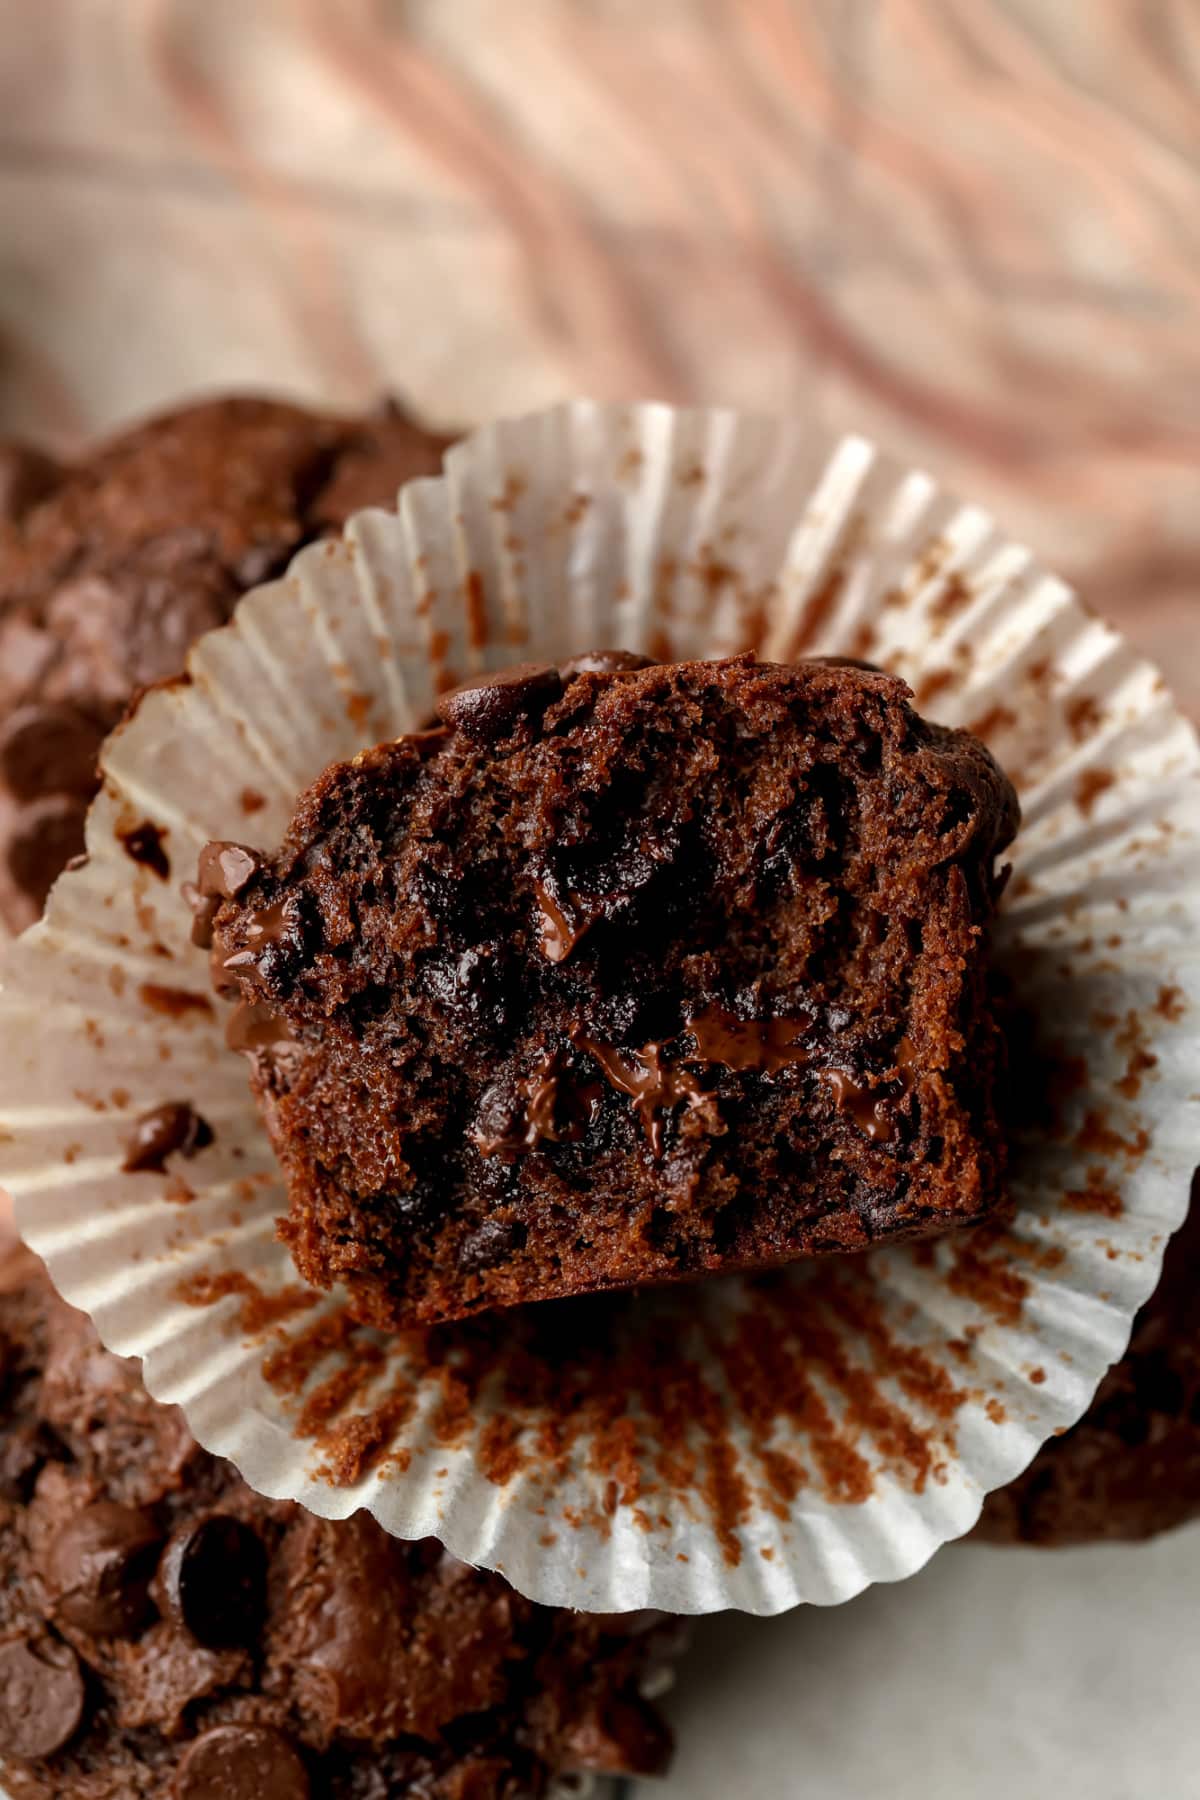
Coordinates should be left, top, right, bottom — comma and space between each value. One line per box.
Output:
978, 1172, 1200, 1545
206, 651, 1019, 1329
0, 395, 452, 934
0, 1255, 676, 1798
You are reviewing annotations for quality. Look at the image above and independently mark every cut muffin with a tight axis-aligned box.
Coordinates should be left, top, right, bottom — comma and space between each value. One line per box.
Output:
0, 394, 452, 933
209, 652, 1020, 1328
0, 1254, 677, 1798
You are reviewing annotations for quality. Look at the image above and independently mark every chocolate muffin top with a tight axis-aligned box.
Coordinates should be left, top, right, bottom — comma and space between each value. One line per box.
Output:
0, 1255, 676, 1798
0, 395, 452, 933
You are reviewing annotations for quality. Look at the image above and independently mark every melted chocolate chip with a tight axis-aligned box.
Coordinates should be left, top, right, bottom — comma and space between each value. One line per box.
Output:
117, 819, 170, 880
577, 1035, 708, 1159
823, 1038, 919, 1144
559, 649, 654, 678
823, 1070, 895, 1141
155, 1516, 266, 1648
195, 841, 264, 901
219, 898, 294, 988
45, 1502, 161, 1637
175, 1724, 310, 1800
122, 1102, 214, 1174
533, 881, 596, 963
0, 703, 102, 802
520, 1069, 559, 1145
457, 1216, 529, 1273
472, 1052, 601, 1159
181, 880, 220, 949
580, 1015, 919, 1152
435, 662, 562, 741
686, 1003, 813, 1074
0, 1635, 85, 1760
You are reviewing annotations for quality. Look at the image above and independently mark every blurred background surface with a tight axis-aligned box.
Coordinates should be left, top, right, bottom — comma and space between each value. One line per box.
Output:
0, 0, 1196, 705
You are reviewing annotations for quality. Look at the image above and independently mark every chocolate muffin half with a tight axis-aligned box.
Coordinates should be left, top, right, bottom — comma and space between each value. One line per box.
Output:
208, 652, 1019, 1329
0, 394, 452, 933
0, 1255, 677, 1798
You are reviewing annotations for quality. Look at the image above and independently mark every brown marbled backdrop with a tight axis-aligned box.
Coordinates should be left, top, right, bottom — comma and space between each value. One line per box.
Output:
0, 0, 1196, 706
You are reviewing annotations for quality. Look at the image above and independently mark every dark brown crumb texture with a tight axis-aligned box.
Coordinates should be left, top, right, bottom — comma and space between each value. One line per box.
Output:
0, 394, 452, 932
0, 1257, 676, 1799
978, 1174, 1200, 1546
211, 652, 1019, 1329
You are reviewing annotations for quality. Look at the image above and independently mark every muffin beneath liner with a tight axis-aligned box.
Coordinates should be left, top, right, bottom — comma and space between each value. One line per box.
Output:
0, 393, 452, 934
0, 1254, 677, 1799
978, 1174, 1200, 1547
208, 651, 1019, 1330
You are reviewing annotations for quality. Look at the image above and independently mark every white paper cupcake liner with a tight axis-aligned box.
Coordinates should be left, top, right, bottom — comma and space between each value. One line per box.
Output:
2, 403, 1198, 1618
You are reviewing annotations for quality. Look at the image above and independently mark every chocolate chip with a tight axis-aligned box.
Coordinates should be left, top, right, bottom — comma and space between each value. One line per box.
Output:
0, 703, 102, 802
435, 663, 562, 742
181, 881, 220, 949
195, 841, 264, 901
175, 1725, 310, 1800
155, 1516, 266, 1647
457, 1216, 528, 1273
0, 1635, 85, 1760
45, 1501, 162, 1637
218, 898, 295, 989
122, 1102, 214, 1175
559, 649, 654, 678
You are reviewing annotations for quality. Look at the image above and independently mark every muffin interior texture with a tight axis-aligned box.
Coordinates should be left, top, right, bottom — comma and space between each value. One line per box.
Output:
210, 653, 1019, 1328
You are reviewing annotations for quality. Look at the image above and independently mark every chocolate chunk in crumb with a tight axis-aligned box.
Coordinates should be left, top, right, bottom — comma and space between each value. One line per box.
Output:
0, 1635, 85, 1760
45, 1502, 161, 1637
155, 1516, 266, 1648
195, 841, 264, 901
457, 1217, 529, 1273
435, 663, 563, 741
175, 1725, 310, 1800
559, 649, 654, 678
122, 1102, 214, 1175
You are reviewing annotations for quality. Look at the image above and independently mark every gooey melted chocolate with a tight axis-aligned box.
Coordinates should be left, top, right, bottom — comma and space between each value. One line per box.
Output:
475, 1003, 921, 1162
